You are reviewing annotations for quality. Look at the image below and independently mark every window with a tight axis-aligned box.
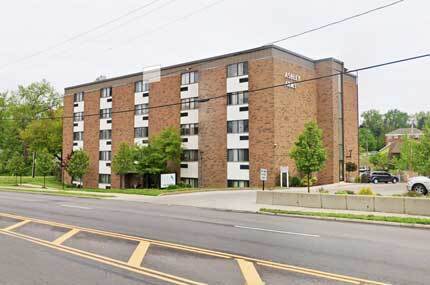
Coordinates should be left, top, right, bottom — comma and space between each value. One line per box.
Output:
181, 98, 198, 110
227, 91, 248, 105
135, 81, 149, 93
73, 112, 84, 122
73, 132, 83, 141
99, 130, 112, 140
181, 178, 198, 188
99, 174, 111, 184
227, 149, 249, 162
100, 87, 112, 98
99, 151, 111, 161
100, 108, 112, 119
180, 123, 198, 136
74, 92, 84, 102
135, 104, 148, 115
227, 62, 248, 77
181, 71, 198, 85
227, 120, 249, 134
181, 150, 199, 162
228, 180, 249, 188
135, 127, 148, 138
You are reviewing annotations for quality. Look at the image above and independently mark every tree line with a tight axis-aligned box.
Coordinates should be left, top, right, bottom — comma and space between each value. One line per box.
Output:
359, 109, 430, 152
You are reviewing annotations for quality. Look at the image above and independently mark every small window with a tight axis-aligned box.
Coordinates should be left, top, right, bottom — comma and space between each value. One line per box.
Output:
181, 150, 199, 162
74, 92, 84, 103
99, 174, 111, 184
135, 104, 149, 115
99, 151, 111, 161
227, 62, 248, 78
73, 112, 84, 122
180, 112, 188, 117
180, 163, 188, 168
100, 87, 112, 98
227, 149, 249, 162
240, 164, 249, 170
99, 130, 112, 140
181, 71, 198, 85
73, 132, 84, 141
100, 108, 112, 119
180, 123, 199, 136
135, 127, 148, 138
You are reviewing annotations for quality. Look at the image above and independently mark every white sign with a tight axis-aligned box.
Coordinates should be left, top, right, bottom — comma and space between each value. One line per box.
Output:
160, 173, 176, 188
285, 72, 301, 89
260, 169, 268, 181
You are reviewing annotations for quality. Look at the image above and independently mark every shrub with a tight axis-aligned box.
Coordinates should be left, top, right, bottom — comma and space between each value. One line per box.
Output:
335, 190, 348, 195
403, 191, 423, 198
346, 190, 355, 195
301, 177, 317, 187
318, 187, 329, 194
290, 176, 301, 187
358, 187, 374, 196
354, 176, 361, 183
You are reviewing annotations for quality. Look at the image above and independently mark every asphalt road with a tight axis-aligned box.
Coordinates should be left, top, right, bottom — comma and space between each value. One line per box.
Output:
0, 190, 428, 284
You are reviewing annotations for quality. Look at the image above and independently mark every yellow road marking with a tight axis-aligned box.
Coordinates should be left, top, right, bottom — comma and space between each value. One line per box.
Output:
3, 219, 30, 231
128, 241, 150, 267
236, 259, 264, 285
0, 229, 205, 285
52, 228, 80, 245
0, 212, 389, 285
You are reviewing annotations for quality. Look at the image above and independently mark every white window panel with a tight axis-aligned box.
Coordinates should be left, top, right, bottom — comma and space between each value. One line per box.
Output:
227, 162, 250, 180
227, 133, 249, 149
226, 75, 248, 93
182, 135, 198, 150
227, 105, 249, 121
180, 83, 199, 99
180, 161, 199, 179
180, 109, 199, 124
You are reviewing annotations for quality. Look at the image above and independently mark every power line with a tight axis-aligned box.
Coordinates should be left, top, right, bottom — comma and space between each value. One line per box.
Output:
0, 0, 164, 71
270, 0, 405, 44
1, 52, 428, 122
93, 0, 406, 88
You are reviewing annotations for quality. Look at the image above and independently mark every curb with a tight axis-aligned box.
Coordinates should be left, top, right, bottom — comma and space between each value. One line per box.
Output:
257, 211, 430, 229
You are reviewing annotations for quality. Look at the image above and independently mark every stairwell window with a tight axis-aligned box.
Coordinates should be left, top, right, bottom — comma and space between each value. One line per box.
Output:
227, 91, 248, 105
180, 123, 198, 136
99, 130, 112, 140
135, 127, 148, 138
135, 81, 149, 93
74, 92, 84, 102
227, 120, 248, 134
227, 149, 249, 162
73, 112, 84, 122
181, 98, 198, 110
181, 150, 199, 162
100, 108, 112, 119
99, 174, 111, 184
99, 151, 111, 161
135, 104, 149, 115
100, 87, 112, 98
73, 132, 83, 141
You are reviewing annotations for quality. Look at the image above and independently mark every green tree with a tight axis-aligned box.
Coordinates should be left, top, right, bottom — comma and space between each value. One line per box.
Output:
415, 112, 430, 130
412, 126, 430, 175
36, 150, 55, 188
290, 122, 327, 193
369, 151, 391, 170
66, 150, 89, 186
7, 153, 26, 185
359, 128, 378, 152
112, 143, 136, 189
361, 110, 385, 150
395, 135, 417, 171
383, 109, 409, 131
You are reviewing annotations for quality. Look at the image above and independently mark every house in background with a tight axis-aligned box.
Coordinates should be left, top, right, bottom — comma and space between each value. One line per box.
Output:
384, 128, 423, 158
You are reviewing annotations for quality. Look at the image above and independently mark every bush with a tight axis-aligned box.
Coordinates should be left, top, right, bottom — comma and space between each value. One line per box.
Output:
301, 177, 317, 187
290, 176, 301, 187
354, 176, 361, 183
403, 191, 423, 198
335, 190, 348, 195
346, 190, 355, 195
358, 187, 374, 196
318, 187, 329, 194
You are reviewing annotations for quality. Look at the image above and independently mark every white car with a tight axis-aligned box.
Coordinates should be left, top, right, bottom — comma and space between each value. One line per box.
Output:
407, 176, 430, 195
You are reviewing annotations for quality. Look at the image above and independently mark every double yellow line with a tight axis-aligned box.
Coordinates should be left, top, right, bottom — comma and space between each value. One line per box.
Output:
0, 212, 390, 285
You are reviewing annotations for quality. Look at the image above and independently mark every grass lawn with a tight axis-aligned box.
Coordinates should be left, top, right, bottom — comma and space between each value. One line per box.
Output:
0, 176, 194, 196
260, 208, 430, 225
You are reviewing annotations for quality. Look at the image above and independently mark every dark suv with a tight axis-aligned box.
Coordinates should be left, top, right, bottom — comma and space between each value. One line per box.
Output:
369, 171, 398, 184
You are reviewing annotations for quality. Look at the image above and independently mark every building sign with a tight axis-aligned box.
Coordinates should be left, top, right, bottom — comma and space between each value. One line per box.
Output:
160, 173, 176, 188
285, 72, 301, 89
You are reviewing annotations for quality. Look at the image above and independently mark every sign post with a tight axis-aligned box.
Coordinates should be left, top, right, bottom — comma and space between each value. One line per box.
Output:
260, 168, 268, 191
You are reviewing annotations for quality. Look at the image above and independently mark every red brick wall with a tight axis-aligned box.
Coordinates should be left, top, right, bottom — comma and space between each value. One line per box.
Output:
199, 66, 227, 187
111, 83, 135, 188
82, 90, 100, 188
273, 57, 318, 186
62, 94, 74, 184
343, 74, 359, 180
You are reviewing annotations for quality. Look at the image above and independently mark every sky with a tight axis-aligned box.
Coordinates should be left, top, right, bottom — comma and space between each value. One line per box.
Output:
0, 0, 428, 115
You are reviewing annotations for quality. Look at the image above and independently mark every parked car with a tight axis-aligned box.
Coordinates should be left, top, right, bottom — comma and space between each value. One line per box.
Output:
369, 171, 398, 184
407, 176, 430, 195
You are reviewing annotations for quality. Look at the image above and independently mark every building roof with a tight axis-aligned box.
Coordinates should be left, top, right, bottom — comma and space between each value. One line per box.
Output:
385, 128, 423, 136
65, 44, 348, 91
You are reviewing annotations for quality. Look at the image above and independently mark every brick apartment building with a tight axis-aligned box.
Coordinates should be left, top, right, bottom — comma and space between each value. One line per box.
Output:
63, 45, 359, 189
